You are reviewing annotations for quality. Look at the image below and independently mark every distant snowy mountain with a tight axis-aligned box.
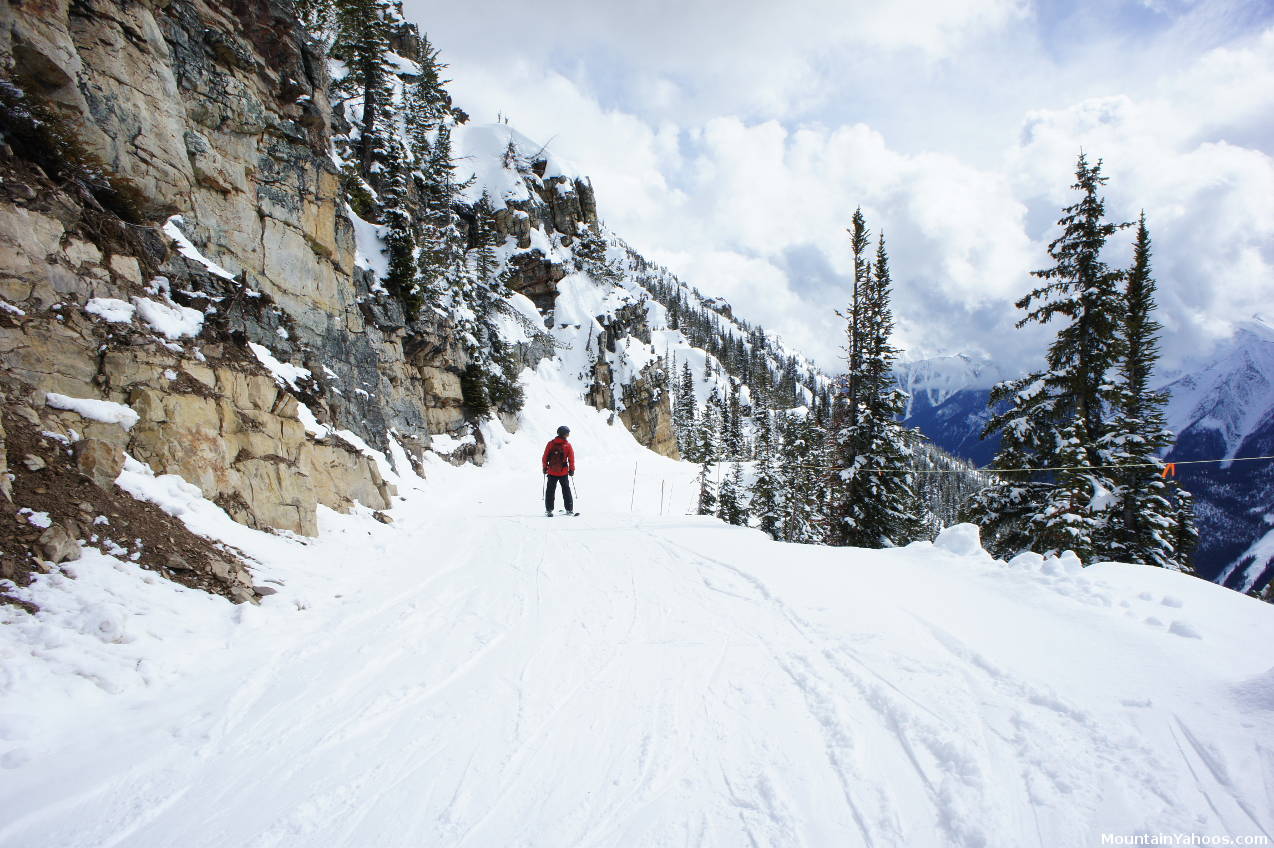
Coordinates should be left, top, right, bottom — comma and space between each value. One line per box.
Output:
897, 322, 1274, 593
1162, 318, 1274, 592
1162, 317, 1274, 463
895, 354, 1003, 466
895, 353, 1006, 413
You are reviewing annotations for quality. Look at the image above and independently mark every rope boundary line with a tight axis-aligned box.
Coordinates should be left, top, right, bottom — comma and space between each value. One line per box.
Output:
723, 454, 1274, 476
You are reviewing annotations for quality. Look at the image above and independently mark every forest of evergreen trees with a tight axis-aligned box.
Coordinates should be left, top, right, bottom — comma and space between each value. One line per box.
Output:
652, 161, 1195, 573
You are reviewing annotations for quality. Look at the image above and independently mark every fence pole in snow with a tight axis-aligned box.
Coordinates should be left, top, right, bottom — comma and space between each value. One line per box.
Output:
660, 480, 666, 516
630, 461, 638, 511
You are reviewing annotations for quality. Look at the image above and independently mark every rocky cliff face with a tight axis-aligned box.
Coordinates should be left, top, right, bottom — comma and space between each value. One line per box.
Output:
0, 0, 678, 586
0, 0, 409, 544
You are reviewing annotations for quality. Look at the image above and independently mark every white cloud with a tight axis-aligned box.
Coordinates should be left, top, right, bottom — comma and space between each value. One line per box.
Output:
408, 0, 1028, 122
410, 1, 1274, 374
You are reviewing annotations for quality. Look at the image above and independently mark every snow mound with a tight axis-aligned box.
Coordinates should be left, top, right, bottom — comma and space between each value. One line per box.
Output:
131, 296, 204, 340
85, 297, 135, 324
45, 392, 139, 430
933, 522, 986, 557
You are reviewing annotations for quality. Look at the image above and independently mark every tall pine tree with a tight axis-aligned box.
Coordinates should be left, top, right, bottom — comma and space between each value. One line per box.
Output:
332, 0, 394, 179
675, 361, 698, 459
828, 228, 924, 547
967, 154, 1142, 561
749, 406, 784, 539
1101, 213, 1197, 570
696, 459, 717, 516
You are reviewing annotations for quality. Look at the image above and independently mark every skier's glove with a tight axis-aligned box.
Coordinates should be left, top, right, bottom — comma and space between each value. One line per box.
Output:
569, 470, 575, 476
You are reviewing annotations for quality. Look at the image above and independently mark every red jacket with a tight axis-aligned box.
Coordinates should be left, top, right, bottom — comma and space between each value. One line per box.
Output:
542, 436, 575, 477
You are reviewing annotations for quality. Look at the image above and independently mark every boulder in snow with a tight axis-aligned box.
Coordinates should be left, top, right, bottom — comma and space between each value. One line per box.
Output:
74, 438, 125, 491
38, 523, 82, 564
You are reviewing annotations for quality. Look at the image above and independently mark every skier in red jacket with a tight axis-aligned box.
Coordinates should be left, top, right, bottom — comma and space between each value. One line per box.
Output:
542, 425, 576, 516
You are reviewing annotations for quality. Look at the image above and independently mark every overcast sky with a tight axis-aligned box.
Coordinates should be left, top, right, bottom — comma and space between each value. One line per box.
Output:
402, 0, 1274, 374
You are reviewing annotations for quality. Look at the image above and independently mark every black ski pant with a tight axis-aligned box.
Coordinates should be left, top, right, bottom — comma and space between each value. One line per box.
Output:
545, 474, 573, 512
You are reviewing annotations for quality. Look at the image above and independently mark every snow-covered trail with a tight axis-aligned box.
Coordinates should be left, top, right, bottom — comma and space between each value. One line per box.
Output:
4, 368, 1274, 847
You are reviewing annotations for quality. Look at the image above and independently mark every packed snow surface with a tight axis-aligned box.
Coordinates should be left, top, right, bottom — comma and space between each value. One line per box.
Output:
3, 367, 1274, 848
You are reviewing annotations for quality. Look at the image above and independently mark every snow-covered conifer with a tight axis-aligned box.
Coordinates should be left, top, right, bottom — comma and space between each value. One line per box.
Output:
828, 226, 924, 548
968, 154, 1129, 561
332, 0, 395, 178
695, 460, 717, 516
779, 412, 827, 544
717, 462, 747, 526
1101, 214, 1196, 570
749, 406, 784, 539
380, 139, 421, 317
675, 361, 698, 459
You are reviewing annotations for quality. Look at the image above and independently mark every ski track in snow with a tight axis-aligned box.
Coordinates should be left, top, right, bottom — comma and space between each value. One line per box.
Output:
4, 371, 1274, 847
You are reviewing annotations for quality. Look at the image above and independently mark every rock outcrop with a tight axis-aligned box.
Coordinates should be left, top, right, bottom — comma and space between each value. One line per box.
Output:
0, 0, 432, 542
0, 0, 679, 564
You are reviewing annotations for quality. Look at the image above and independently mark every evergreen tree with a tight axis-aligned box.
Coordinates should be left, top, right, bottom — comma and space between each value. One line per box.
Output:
749, 406, 784, 539
778, 412, 827, 544
726, 380, 745, 458
462, 192, 524, 416
968, 153, 1129, 560
696, 460, 717, 516
1169, 482, 1199, 573
1022, 155, 1128, 441
405, 32, 449, 160
842, 208, 871, 433
332, 0, 394, 178
1027, 416, 1105, 561
471, 192, 502, 288
961, 375, 1054, 556
379, 139, 422, 318
717, 462, 748, 526
1101, 213, 1196, 570
675, 360, 698, 459
701, 385, 724, 462
417, 123, 469, 302
829, 229, 924, 547
573, 226, 622, 284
